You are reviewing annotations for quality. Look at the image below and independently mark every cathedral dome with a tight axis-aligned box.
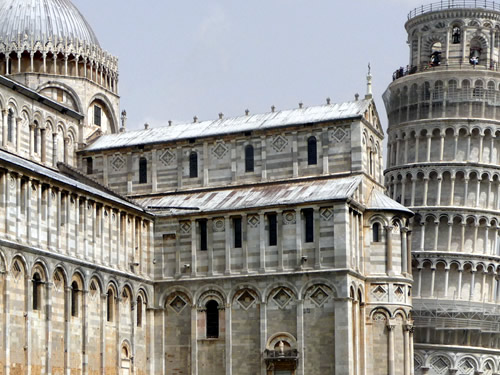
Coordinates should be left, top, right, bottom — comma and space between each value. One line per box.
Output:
0, 0, 100, 47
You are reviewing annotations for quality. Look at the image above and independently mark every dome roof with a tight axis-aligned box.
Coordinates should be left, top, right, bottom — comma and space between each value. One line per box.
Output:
0, 0, 100, 47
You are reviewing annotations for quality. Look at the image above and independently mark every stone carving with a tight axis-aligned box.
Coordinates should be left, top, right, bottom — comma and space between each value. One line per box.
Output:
213, 218, 225, 232
247, 214, 260, 228
236, 290, 256, 310
394, 285, 404, 301
371, 285, 387, 300
111, 154, 126, 171
212, 140, 228, 159
457, 358, 475, 374
271, 135, 288, 152
169, 295, 188, 314
310, 286, 329, 307
272, 288, 292, 309
430, 356, 451, 374
283, 211, 296, 225
320, 207, 333, 221
179, 221, 191, 234
331, 127, 348, 143
159, 149, 176, 166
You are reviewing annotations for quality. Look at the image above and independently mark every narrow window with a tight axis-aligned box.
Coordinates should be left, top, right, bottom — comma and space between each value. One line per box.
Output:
189, 151, 198, 178
107, 290, 114, 322
245, 145, 254, 172
307, 136, 317, 165
34, 121, 39, 154
86, 157, 93, 174
33, 273, 42, 311
372, 223, 381, 242
137, 296, 143, 327
233, 217, 242, 248
139, 157, 147, 184
206, 300, 219, 338
94, 105, 102, 126
268, 213, 277, 246
304, 209, 314, 243
7, 109, 13, 143
71, 281, 79, 317
199, 219, 208, 251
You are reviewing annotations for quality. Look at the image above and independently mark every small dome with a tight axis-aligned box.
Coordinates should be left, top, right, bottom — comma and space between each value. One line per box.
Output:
0, 0, 100, 47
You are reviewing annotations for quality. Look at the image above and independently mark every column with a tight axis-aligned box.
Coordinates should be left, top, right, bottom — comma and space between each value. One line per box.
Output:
224, 216, 231, 275
242, 213, 248, 273
225, 302, 232, 375
407, 230, 413, 275
261, 136, 267, 180
314, 207, 321, 269
454, 135, 459, 160
423, 177, 429, 205
296, 209, 303, 269
45, 282, 53, 375
277, 210, 284, 271
82, 289, 89, 375
426, 134, 431, 162
450, 176, 456, 205
440, 134, 445, 161
259, 212, 266, 272
420, 223, 425, 251
292, 132, 298, 177
476, 178, 481, 207
1, 109, 7, 147
401, 228, 408, 274
436, 177, 442, 205
40, 128, 46, 163
411, 178, 416, 206
444, 267, 450, 297
385, 225, 393, 275
191, 219, 196, 277
297, 299, 305, 375
388, 320, 396, 375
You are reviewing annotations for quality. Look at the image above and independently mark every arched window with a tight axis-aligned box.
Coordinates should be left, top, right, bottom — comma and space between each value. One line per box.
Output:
33, 272, 42, 310
372, 223, 381, 242
137, 296, 143, 327
71, 281, 79, 317
206, 300, 219, 338
189, 151, 198, 178
7, 109, 14, 143
307, 136, 317, 165
470, 39, 482, 65
34, 121, 39, 154
452, 26, 461, 44
107, 289, 114, 322
245, 145, 254, 172
139, 157, 147, 184
430, 42, 442, 67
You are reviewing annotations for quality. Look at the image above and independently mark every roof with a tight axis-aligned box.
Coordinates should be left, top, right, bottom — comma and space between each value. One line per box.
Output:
136, 176, 363, 215
84, 99, 371, 152
0, 149, 146, 213
0, 0, 100, 47
368, 189, 413, 215
0, 75, 83, 120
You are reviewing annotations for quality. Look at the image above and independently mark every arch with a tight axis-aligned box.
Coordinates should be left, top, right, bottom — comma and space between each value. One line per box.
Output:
264, 282, 299, 303
244, 144, 254, 172
426, 353, 454, 371
266, 332, 297, 350
196, 286, 226, 308
299, 278, 338, 300
36, 81, 83, 113
307, 136, 318, 165
160, 285, 193, 307
87, 93, 118, 133
229, 283, 262, 304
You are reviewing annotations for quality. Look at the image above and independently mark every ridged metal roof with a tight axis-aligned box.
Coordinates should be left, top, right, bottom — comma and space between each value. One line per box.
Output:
0, 0, 100, 46
85, 99, 371, 152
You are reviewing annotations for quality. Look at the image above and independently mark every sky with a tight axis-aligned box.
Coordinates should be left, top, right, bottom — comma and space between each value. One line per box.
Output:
73, 0, 426, 133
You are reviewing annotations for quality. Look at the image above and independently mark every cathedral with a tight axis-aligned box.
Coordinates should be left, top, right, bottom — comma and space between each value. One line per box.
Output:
6, 0, 500, 374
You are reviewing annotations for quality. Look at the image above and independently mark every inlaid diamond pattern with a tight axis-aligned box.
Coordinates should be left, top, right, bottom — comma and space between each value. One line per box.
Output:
320, 208, 333, 221
271, 135, 288, 152
458, 359, 474, 374
180, 221, 191, 234
273, 288, 292, 308
431, 357, 450, 374
159, 149, 175, 166
248, 215, 260, 228
111, 154, 126, 171
170, 296, 187, 314
310, 287, 329, 307
237, 290, 256, 310
212, 140, 228, 159
332, 127, 348, 143
394, 286, 404, 301
372, 285, 387, 300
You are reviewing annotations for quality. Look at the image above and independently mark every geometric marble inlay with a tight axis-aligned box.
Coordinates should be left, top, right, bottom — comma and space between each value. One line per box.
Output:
237, 290, 256, 310
247, 215, 260, 228
273, 288, 292, 309
159, 149, 176, 166
271, 135, 288, 152
332, 127, 348, 143
430, 356, 451, 374
111, 154, 126, 171
170, 295, 187, 314
212, 140, 228, 159
310, 287, 329, 307
372, 285, 387, 300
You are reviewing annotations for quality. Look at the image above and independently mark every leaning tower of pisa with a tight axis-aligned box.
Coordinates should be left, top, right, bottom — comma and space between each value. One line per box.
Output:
384, 2, 500, 374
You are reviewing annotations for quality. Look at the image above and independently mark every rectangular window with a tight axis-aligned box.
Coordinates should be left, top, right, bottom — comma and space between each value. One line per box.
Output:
139, 158, 147, 184
199, 220, 207, 251
233, 217, 242, 248
86, 157, 93, 175
94, 105, 102, 126
304, 209, 314, 243
268, 213, 277, 246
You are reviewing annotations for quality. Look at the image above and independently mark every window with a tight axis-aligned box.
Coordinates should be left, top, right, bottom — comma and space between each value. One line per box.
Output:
94, 105, 102, 126
7, 109, 13, 143
307, 136, 317, 165
86, 157, 93, 174
452, 26, 461, 44
199, 219, 208, 251
372, 223, 381, 242
245, 145, 254, 172
268, 213, 277, 246
206, 300, 219, 338
189, 151, 198, 178
470, 39, 482, 65
34, 121, 39, 154
139, 157, 147, 184
71, 281, 79, 317
304, 209, 314, 243
137, 296, 143, 327
233, 217, 242, 248
107, 290, 114, 322
430, 42, 442, 67
33, 272, 42, 311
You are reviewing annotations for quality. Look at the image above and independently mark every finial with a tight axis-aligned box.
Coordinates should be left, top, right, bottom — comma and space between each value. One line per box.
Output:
120, 110, 127, 133
144, 123, 149, 130
299, 102, 303, 109
193, 116, 198, 123
326, 97, 331, 105
355, 93, 359, 101
365, 63, 373, 99
271, 105, 276, 113
218, 112, 224, 120
245, 109, 250, 116
168, 120, 172, 126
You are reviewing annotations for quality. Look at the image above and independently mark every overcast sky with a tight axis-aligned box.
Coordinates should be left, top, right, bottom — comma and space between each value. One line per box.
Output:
73, 0, 426, 132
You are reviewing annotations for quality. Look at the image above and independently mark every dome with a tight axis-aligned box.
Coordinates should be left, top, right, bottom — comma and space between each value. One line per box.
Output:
0, 0, 100, 47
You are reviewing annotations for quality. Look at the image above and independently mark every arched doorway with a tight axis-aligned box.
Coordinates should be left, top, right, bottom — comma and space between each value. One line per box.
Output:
120, 345, 130, 375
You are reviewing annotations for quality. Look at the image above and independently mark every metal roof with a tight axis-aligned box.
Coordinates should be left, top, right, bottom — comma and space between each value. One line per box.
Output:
0, 149, 145, 213
0, 0, 100, 47
368, 189, 413, 215
84, 99, 371, 152
136, 176, 363, 215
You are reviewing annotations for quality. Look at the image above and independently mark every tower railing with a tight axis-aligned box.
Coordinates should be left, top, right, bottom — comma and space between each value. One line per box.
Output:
408, 1, 500, 20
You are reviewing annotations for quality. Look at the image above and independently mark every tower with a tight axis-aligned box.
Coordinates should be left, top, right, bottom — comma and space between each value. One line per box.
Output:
0, 0, 120, 144
384, 3, 500, 374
